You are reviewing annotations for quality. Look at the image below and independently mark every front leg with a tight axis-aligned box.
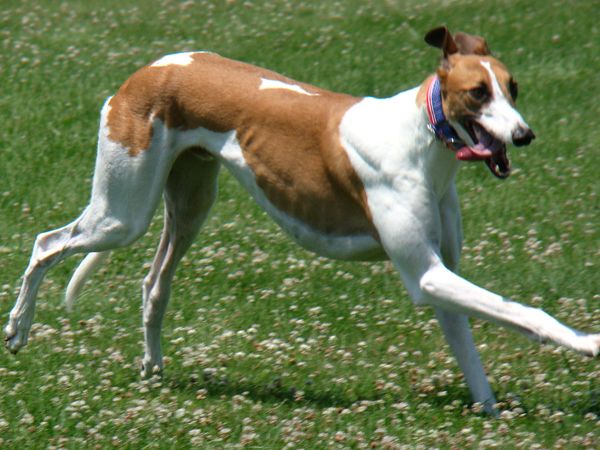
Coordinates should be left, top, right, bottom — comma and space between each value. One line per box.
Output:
419, 265, 600, 355
372, 187, 600, 355
369, 187, 599, 409
434, 308, 497, 413
434, 185, 496, 413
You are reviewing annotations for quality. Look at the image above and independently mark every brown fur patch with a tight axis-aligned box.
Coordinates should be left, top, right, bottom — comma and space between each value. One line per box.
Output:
106, 53, 376, 238
437, 55, 514, 120
416, 75, 435, 107
453, 32, 490, 56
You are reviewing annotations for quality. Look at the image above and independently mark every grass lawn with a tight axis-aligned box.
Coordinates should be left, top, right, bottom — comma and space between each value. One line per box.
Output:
1, 0, 598, 448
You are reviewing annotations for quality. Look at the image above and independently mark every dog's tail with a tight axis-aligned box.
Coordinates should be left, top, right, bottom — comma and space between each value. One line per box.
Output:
65, 251, 110, 311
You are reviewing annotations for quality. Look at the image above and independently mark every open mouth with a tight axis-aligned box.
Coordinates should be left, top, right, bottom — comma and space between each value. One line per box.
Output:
456, 120, 511, 179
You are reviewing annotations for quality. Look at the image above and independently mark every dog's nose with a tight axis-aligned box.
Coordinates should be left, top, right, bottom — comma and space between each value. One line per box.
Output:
512, 127, 535, 147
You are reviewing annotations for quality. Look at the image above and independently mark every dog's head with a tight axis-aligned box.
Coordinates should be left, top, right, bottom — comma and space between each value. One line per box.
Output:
425, 26, 535, 178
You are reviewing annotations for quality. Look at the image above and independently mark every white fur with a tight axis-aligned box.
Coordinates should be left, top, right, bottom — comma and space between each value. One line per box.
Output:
259, 78, 320, 96
478, 61, 529, 142
150, 52, 202, 67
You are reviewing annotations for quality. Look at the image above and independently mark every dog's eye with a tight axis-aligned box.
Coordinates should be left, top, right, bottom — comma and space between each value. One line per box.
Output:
509, 79, 518, 101
469, 84, 489, 102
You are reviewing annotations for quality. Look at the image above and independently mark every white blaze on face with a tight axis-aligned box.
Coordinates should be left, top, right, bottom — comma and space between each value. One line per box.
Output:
259, 78, 320, 96
478, 61, 528, 143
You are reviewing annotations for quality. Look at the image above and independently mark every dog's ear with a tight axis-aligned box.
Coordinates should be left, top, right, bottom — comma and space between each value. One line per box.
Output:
454, 32, 491, 55
424, 26, 458, 57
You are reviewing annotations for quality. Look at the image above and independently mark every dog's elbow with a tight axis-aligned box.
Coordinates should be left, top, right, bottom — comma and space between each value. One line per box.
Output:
419, 268, 440, 297
400, 266, 446, 306
417, 265, 452, 305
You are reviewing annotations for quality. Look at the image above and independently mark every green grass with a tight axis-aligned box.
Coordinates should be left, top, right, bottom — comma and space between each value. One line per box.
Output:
1, 0, 599, 448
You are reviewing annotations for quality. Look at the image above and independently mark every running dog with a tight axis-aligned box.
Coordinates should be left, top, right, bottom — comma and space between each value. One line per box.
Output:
6, 27, 597, 414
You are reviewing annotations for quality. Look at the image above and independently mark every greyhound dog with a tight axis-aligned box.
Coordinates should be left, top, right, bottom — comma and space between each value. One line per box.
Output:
5, 26, 597, 414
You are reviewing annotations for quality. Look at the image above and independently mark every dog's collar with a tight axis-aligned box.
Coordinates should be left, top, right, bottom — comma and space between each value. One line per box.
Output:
425, 76, 465, 151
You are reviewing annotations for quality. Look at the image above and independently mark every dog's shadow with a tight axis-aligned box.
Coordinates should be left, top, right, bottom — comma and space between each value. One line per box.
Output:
162, 370, 472, 411
161, 370, 600, 417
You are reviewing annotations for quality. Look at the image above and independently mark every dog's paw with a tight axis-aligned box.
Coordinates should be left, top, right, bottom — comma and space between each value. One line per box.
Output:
590, 334, 600, 357
4, 325, 28, 354
574, 333, 600, 357
140, 361, 163, 378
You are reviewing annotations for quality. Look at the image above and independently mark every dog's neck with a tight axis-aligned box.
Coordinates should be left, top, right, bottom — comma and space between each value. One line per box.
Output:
340, 83, 460, 201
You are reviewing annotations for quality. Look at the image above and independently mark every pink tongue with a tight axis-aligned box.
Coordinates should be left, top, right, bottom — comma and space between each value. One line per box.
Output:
456, 143, 492, 161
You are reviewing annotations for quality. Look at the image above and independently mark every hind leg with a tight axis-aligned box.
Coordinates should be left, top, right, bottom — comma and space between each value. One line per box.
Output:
5, 221, 83, 352
141, 149, 220, 376
5, 111, 177, 353
4, 204, 152, 353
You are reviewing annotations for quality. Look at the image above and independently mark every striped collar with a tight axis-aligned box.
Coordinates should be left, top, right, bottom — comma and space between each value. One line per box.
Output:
425, 76, 465, 151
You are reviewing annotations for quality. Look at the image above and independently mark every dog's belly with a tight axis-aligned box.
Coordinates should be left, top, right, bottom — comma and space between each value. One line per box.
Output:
178, 127, 385, 261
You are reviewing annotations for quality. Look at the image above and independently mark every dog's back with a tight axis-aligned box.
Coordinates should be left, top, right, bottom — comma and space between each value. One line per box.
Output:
107, 52, 375, 237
